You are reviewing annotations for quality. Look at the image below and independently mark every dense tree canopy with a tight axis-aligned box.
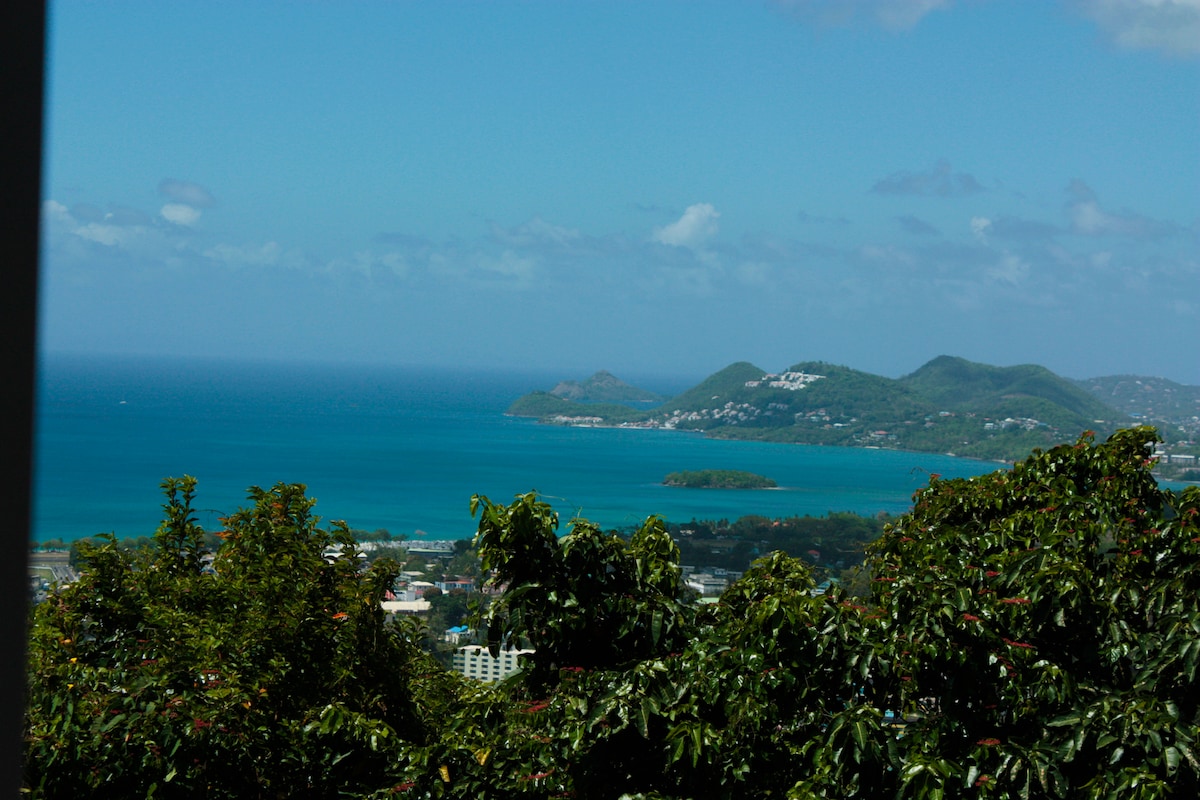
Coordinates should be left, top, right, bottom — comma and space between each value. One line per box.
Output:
24, 427, 1200, 798
870, 426, 1200, 798
661, 470, 777, 489
24, 478, 432, 798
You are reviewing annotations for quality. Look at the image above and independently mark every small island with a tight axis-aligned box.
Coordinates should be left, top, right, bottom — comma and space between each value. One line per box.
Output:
662, 469, 777, 489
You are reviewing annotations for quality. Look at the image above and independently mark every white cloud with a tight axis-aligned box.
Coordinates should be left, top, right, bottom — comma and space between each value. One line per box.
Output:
773, 0, 953, 30
74, 222, 130, 248
874, 0, 955, 29
161, 203, 202, 227
970, 216, 992, 242
328, 250, 411, 279
158, 178, 217, 208
42, 200, 72, 230
379, 252, 409, 277
778, 0, 1200, 53
515, 217, 580, 246
43, 197, 187, 267
653, 203, 720, 248
204, 241, 285, 267
44, 199, 149, 250
477, 250, 537, 282
103, 207, 153, 227
858, 243, 917, 266
646, 264, 720, 296
872, 160, 986, 197
897, 214, 941, 236
1070, 200, 1112, 234
1073, 0, 1200, 57
735, 262, 773, 285
1065, 180, 1180, 237
986, 253, 1031, 286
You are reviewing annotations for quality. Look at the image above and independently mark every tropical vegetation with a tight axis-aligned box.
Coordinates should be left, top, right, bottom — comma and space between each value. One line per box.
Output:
508, 355, 1175, 463
24, 478, 432, 798
661, 469, 776, 489
24, 427, 1200, 798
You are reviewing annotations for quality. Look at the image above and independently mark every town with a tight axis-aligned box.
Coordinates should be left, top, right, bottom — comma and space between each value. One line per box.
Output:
29, 521, 850, 685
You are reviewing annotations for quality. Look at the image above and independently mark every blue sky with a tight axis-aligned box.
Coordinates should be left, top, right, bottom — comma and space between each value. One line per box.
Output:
40, 0, 1199, 385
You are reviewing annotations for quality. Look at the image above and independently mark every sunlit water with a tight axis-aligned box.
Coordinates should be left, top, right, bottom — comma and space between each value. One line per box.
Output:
33, 354, 1000, 543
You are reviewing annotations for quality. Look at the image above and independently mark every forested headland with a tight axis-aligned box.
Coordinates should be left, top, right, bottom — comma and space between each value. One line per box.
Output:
23, 427, 1200, 798
510, 356, 1200, 470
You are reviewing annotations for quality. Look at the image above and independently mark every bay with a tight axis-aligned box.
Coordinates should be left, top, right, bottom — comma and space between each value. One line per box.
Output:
32, 354, 1000, 543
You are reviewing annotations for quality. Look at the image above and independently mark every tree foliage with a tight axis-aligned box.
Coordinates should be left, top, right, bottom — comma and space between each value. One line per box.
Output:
661, 469, 776, 489
24, 477, 431, 798
870, 426, 1200, 798
509, 356, 1127, 461
399, 503, 887, 799
398, 427, 1199, 798
25, 427, 1200, 799
470, 493, 690, 688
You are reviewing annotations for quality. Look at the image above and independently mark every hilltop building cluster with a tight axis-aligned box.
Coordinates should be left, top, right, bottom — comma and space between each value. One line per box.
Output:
513, 355, 1200, 466
744, 371, 826, 390
639, 401, 765, 429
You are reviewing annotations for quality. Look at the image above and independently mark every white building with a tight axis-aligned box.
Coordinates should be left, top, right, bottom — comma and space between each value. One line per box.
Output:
452, 644, 535, 683
394, 581, 437, 601
443, 625, 475, 645
686, 573, 729, 597
745, 371, 825, 391
381, 599, 431, 616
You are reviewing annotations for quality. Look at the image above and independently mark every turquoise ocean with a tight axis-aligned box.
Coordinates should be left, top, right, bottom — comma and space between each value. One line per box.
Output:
32, 354, 1001, 544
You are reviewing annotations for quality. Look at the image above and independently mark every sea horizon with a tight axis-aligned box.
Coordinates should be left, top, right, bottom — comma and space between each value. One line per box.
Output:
32, 352, 1001, 544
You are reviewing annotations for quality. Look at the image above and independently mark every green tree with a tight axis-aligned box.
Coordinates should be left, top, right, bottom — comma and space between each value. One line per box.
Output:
871, 426, 1200, 798
399, 494, 890, 799
403, 429, 1200, 799
28, 429, 1200, 799
24, 477, 431, 799
471, 492, 690, 687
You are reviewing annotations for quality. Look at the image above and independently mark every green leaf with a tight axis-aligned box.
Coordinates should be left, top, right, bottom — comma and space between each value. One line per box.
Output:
1165, 746, 1181, 774
851, 720, 868, 753
1046, 714, 1082, 727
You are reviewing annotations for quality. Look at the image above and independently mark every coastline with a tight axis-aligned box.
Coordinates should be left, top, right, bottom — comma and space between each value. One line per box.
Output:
527, 416, 1197, 489
519, 415, 1017, 468
33, 358, 1009, 544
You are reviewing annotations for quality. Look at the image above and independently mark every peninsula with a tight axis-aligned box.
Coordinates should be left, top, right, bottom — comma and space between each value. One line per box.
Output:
506, 355, 1200, 465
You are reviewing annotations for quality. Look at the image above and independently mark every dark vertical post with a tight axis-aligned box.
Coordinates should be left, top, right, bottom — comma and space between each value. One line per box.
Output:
2, 0, 46, 792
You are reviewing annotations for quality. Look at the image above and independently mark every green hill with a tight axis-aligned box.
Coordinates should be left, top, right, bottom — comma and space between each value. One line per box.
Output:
900, 356, 1120, 428
654, 361, 767, 413
506, 391, 645, 423
549, 370, 666, 404
781, 361, 930, 422
1075, 374, 1200, 423
507, 356, 1132, 461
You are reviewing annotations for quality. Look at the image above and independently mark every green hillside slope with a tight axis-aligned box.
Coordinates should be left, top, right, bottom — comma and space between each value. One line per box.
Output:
901, 356, 1121, 427
550, 370, 666, 404
506, 391, 645, 423
1076, 375, 1200, 422
507, 356, 1133, 461
654, 362, 766, 412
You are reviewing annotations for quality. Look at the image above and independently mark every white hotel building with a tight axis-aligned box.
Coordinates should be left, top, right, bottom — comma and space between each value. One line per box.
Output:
452, 644, 535, 683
